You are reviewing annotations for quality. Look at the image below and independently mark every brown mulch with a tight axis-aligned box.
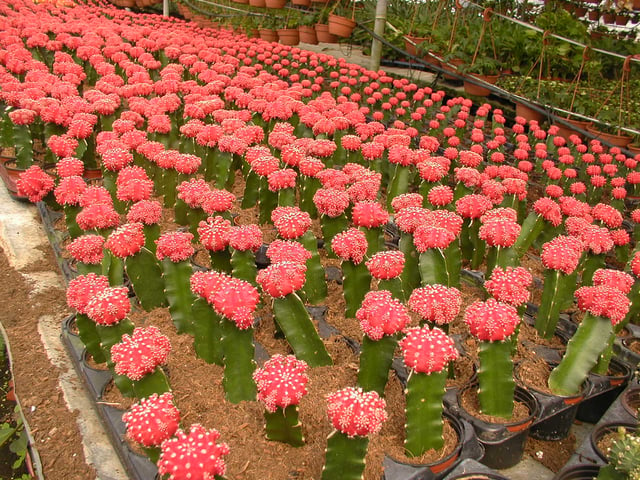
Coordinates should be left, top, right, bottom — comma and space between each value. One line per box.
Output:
0, 245, 94, 479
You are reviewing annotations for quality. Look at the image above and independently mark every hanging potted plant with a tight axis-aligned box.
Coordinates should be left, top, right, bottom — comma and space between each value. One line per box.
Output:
459, 57, 501, 97
328, 0, 357, 38
298, 11, 319, 44
315, 3, 338, 43
278, 10, 301, 45
259, 16, 280, 42
265, 0, 286, 9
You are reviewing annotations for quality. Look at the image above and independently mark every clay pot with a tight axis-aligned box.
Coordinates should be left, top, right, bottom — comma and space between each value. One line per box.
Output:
315, 23, 338, 43
441, 57, 464, 81
615, 14, 628, 25
462, 74, 499, 97
249, 0, 266, 6
555, 464, 600, 480
554, 117, 593, 140
264, 0, 286, 7
514, 101, 545, 124
403, 35, 429, 57
0, 156, 29, 201
586, 126, 633, 147
277, 28, 300, 45
291, 0, 310, 5
588, 9, 600, 20
328, 14, 356, 38
627, 143, 640, 155
602, 12, 615, 23
259, 28, 279, 42
298, 25, 318, 44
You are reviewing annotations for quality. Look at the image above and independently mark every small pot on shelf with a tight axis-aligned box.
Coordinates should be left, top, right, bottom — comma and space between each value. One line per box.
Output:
514, 101, 545, 124
277, 28, 299, 45
298, 25, 318, 44
327, 14, 356, 38
314, 23, 338, 43
259, 28, 279, 42
462, 74, 499, 97
586, 126, 633, 148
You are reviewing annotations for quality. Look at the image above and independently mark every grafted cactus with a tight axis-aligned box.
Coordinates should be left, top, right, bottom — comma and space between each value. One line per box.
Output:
351, 201, 388, 256
314, 187, 350, 256
356, 291, 410, 395
407, 284, 462, 333
365, 250, 405, 301
229, 224, 262, 286
322, 387, 387, 480
400, 326, 458, 455
253, 355, 309, 447
332, 228, 371, 318
596, 427, 640, 480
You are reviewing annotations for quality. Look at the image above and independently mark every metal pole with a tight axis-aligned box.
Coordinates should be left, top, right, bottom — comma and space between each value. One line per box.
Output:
163, 0, 169, 17
370, 0, 388, 71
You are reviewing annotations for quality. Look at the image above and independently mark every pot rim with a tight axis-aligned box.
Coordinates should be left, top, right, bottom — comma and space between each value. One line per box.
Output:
621, 387, 640, 420
590, 421, 638, 463
514, 361, 587, 404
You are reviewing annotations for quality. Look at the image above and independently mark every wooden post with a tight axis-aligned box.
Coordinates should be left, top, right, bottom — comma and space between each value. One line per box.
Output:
370, 0, 388, 71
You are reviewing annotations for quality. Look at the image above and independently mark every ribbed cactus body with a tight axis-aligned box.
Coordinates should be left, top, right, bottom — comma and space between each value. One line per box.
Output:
161, 259, 196, 335
399, 234, 421, 293
321, 214, 349, 257
405, 370, 447, 455
357, 335, 397, 396
477, 340, 515, 418
298, 231, 327, 304
231, 249, 257, 286
76, 313, 106, 364
191, 298, 223, 366
132, 368, 171, 399
342, 262, 372, 318
220, 318, 256, 403
125, 249, 167, 311
272, 294, 332, 367
321, 431, 369, 480
264, 405, 304, 447
95, 319, 135, 397
535, 269, 577, 339
64, 205, 82, 239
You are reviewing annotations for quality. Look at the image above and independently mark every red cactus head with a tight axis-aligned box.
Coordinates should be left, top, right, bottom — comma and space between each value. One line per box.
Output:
266, 240, 311, 265
212, 276, 260, 329
85, 286, 131, 326
101, 147, 133, 172
267, 169, 297, 192
122, 392, 180, 448
541, 235, 584, 275
427, 185, 454, 207
272, 206, 312, 239
399, 325, 458, 374
413, 225, 456, 252
54, 176, 87, 206
127, 200, 163, 225
592, 268, 634, 295
331, 228, 368, 264
228, 224, 263, 253
326, 387, 387, 437
591, 203, 623, 229
365, 250, 405, 280
313, 188, 350, 218
408, 284, 462, 325
351, 201, 389, 229
257, 262, 307, 298
76, 203, 120, 231
394, 206, 431, 235
485, 266, 533, 306
579, 225, 614, 255
253, 354, 309, 413
455, 194, 493, 220
158, 424, 229, 480
202, 189, 236, 215
632, 251, 640, 278
111, 326, 171, 381
533, 197, 562, 227
17, 166, 55, 203
575, 285, 630, 326
356, 290, 410, 340
56, 157, 85, 178
425, 210, 464, 237
464, 298, 520, 342
67, 235, 105, 265
66, 273, 110, 315
155, 232, 195, 262
197, 216, 231, 253
478, 218, 521, 248
176, 179, 210, 209
390, 193, 423, 213
105, 223, 145, 259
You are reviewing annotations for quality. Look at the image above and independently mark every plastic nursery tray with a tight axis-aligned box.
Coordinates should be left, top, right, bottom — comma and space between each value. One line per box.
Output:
613, 323, 640, 368
36, 202, 75, 284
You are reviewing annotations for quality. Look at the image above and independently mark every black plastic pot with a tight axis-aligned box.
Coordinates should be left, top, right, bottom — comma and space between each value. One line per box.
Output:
553, 464, 600, 480
515, 362, 587, 441
442, 459, 509, 480
383, 412, 483, 480
576, 358, 632, 424
450, 384, 539, 470
621, 387, 640, 421
590, 422, 637, 463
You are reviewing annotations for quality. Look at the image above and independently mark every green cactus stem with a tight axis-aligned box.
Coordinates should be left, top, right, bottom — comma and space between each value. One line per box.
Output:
95, 319, 135, 397
581, 253, 606, 287
191, 298, 223, 365
592, 332, 616, 375
13, 123, 33, 169
405, 369, 447, 455
161, 168, 178, 209
596, 428, 640, 480
209, 250, 232, 274
362, 227, 384, 257
161, 258, 196, 335
77, 136, 98, 169
220, 317, 256, 403
64, 205, 82, 239
231, 249, 258, 286
485, 246, 519, 279
103, 251, 124, 287
342, 261, 372, 318
535, 269, 578, 339
124, 249, 167, 311
477, 339, 515, 418
378, 277, 404, 301
621, 282, 640, 330
278, 188, 296, 207
453, 183, 473, 203
241, 170, 260, 209
321, 431, 369, 480
460, 220, 484, 269
143, 224, 160, 255
321, 213, 350, 257
548, 313, 613, 396
132, 368, 171, 399
77, 262, 101, 276
419, 244, 460, 288
357, 335, 398, 396
387, 165, 412, 210
258, 177, 278, 224
513, 214, 546, 257
76, 313, 106, 364
298, 231, 327, 304
263, 405, 304, 447
399, 234, 421, 294
101, 170, 126, 214
300, 177, 321, 219
272, 293, 332, 367
213, 151, 233, 189
614, 245, 629, 266
174, 198, 189, 226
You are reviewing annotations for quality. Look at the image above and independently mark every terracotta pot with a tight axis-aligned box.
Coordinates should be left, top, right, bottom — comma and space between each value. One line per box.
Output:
83, 168, 103, 183
514, 101, 545, 124
328, 14, 356, 38
277, 28, 299, 45
264, 0, 286, 7
554, 117, 593, 140
298, 25, 318, 44
403, 35, 429, 57
602, 12, 615, 23
259, 28, 279, 42
586, 126, 633, 147
575, 6, 587, 16
291, 0, 310, 5
0, 156, 28, 200
314, 23, 338, 43
462, 74, 499, 97
441, 57, 464, 80
615, 14, 628, 25
588, 9, 600, 20
249, 0, 266, 6
627, 143, 640, 155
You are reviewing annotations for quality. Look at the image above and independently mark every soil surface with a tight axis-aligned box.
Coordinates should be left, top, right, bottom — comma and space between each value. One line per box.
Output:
0, 245, 93, 479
